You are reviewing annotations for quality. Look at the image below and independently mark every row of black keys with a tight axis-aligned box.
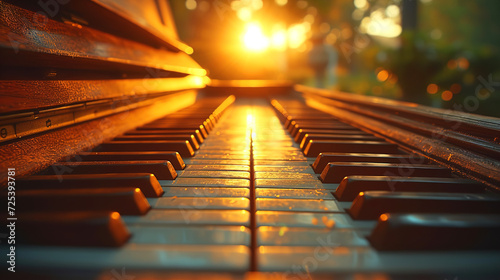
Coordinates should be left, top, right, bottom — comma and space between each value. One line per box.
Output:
9, 96, 235, 247
270, 99, 500, 251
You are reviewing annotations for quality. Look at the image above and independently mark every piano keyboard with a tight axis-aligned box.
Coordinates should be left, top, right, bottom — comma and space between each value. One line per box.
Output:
10, 96, 500, 279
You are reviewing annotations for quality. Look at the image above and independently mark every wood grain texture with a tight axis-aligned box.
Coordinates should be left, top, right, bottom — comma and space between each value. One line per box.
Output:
0, 90, 198, 186
0, 75, 206, 114
65, 0, 192, 53
0, 1, 205, 75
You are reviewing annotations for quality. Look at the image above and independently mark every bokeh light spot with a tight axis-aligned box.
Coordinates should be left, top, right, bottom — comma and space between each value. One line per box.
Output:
377, 70, 389, 82
442, 90, 453, 101
427, 83, 438, 94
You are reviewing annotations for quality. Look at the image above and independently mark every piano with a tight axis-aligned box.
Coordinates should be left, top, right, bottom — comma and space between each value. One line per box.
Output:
1, 1, 500, 279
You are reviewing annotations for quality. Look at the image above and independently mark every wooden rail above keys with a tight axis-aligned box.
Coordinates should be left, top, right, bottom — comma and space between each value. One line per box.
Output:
296, 85, 500, 191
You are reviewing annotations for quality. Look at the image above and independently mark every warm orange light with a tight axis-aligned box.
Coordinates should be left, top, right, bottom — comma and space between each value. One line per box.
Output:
325, 219, 335, 228
189, 75, 205, 87
457, 57, 469, 70
185, 0, 196, 10
242, 22, 269, 52
246, 113, 255, 129
270, 27, 287, 51
380, 213, 389, 221
359, 192, 365, 196
237, 7, 252, 21
360, 16, 402, 38
287, 24, 307, 49
111, 212, 121, 220
427, 83, 438, 94
442, 90, 453, 101
377, 70, 389, 82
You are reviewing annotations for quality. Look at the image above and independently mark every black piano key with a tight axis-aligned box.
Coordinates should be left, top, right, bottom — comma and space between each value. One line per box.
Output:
320, 162, 451, 183
289, 121, 350, 134
78, 151, 185, 170
208, 114, 217, 125
294, 129, 370, 143
18, 173, 164, 197
349, 191, 500, 220
300, 134, 383, 149
369, 213, 500, 251
114, 134, 200, 150
125, 129, 204, 143
304, 140, 402, 157
14, 187, 151, 215
47, 160, 178, 180
98, 141, 195, 157
284, 116, 336, 129
334, 176, 485, 201
203, 119, 214, 131
17, 211, 130, 247
312, 153, 417, 174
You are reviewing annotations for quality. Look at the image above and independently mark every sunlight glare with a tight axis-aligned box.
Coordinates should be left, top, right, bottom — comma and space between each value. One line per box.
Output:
237, 7, 252, 21
246, 113, 255, 130
185, 0, 197, 10
288, 24, 307, 49
243, 22, 269, 52
271, 26, 287, 51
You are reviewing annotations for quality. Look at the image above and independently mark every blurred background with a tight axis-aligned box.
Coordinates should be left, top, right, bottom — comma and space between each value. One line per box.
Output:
168, 0, 500, 117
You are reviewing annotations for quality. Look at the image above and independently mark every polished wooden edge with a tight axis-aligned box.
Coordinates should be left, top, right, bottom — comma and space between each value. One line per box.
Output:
0, 75, 207, 114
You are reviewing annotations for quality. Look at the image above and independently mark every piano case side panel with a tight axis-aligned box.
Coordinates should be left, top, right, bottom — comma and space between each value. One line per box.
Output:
0, 89, 198, 185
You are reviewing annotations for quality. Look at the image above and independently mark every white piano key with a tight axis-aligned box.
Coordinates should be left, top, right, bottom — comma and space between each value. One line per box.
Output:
151, 197, 250, 210
254, 160, 311, 166
254, 165, 316, 174
256, 188, 334, 199
258, 226, 370, 246
164, 187, 250, 198
258, 246, 500, 274
129, 225, 251, 245
257, 198, 341, 212
254, 172, 317, 180
123, 209, 250, 226
160, 178, 250, 188
184, 165, 250, 171
19, 244, 250, 271
176, 170, 251, 179
257, 211, 375, 229
183, 159, 250, 165
255, 179, 338, 190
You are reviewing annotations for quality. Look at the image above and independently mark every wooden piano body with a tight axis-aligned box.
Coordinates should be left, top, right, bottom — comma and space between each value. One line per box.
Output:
1, 1, 500, 279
